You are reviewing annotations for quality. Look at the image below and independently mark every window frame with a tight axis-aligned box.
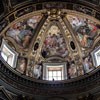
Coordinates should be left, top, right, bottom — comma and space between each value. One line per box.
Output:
48, 69, 62, 80
43, 62, 67, 81
91, 46, 100, 67
0, 39, 18, 68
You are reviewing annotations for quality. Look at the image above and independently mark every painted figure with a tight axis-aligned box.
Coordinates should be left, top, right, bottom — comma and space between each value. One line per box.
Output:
7, 15, 42, 48
67, 15, 99, 48
42, 25, 68, 58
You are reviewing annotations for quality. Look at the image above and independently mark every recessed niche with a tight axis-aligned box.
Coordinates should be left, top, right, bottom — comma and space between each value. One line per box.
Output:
34, 42, 39, 51
70, 41, 75, 50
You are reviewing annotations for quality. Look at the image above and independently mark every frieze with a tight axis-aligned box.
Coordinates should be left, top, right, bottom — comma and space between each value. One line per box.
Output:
0, 1, 4, 14
10, 0, 28, 7
0, 2, 100, 32
43, 2, 66, 9
95, 12, 100, 21
0, 19, 8, 33
79, 0, 100, 5
15, 6, 35, 17
73, 4, 95, 16
9, 14, 15, 23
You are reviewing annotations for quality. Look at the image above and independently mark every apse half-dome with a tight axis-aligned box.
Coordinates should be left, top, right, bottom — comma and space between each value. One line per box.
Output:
0, 9, 100, 81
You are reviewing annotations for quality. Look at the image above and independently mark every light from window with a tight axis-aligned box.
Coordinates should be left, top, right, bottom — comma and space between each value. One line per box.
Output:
47, 67, 62, 81
1, 44, 14, 67
95, 49, 100, 67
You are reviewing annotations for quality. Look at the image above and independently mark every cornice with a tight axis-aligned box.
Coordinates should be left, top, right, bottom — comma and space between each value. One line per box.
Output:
0, 56, 100, 96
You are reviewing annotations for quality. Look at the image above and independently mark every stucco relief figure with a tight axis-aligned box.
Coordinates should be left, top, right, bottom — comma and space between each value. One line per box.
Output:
7, 15, 42, 48
16, 58, 27, 74
26, 64, 33, 77
77, 65, 84, 76
68, 62, 77, 78
83, 56, 94, 73
33, 64, 42, 79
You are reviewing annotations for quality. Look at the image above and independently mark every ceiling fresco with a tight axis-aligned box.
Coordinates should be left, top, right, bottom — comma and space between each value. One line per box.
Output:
67, 14, 100, 48
0, 10, 100, 80
41, 25, 68, 58
6, 15, 42, 49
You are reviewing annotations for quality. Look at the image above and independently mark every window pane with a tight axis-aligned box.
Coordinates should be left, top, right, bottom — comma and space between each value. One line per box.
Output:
58, 77, 61, 80
57, 71, 61, 76
53, 77, 57, 80
47, 67, 63, 81
49, 71, 52, 76
53, 71, 56, 76
96, 51, 100, 66
48, 77, 52, 80
1, 52, 7, 61
7, 55, 14, 66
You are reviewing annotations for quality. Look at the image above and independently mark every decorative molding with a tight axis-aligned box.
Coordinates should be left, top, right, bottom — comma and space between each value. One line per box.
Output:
0, 56, 100, 96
